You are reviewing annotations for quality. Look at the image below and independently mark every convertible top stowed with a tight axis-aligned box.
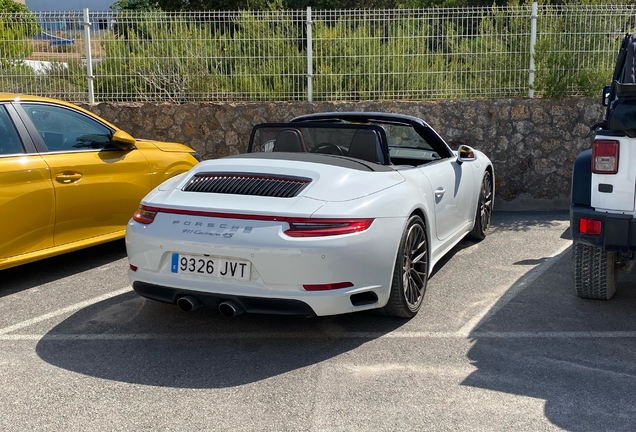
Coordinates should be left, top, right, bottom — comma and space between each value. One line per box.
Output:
224, 152, 395, 172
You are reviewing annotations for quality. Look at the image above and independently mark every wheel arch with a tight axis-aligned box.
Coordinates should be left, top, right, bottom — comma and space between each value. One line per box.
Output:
485, 163, 494, 179
408, 206, 432, 275
382, 208, 431, 317
571, 149, 592, 207
485, 164, 495, 210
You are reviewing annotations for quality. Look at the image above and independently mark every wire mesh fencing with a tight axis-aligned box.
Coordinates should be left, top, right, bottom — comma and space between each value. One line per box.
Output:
0, 10, 88, 101
0, 4, 634, 103
532, 4, 634, 98
311, 7, 535, 101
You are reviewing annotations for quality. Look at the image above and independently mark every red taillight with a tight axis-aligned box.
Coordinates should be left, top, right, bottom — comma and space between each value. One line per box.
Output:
284, 219, 374, 237
579, 218, 602, 235
130, 205, 373, 235
133, 205, 158, 224
129, 264, 138, 272
303, 282, 354, 291
592, 140, 619, 174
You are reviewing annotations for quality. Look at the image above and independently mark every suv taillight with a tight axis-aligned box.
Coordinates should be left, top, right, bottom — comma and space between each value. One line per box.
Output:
579, 218, 602, 235
592, 140, 619, 174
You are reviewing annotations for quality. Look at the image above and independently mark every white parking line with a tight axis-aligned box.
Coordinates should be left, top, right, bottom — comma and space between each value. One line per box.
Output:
1, 243, 627, 343
456, 242, 572, 337
0, 286, 132, 336
2, 331, 636, 341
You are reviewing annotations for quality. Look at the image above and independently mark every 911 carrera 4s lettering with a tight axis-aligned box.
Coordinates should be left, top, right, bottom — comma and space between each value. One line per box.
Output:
181, 229, 241, 238
173, 220, 254, 234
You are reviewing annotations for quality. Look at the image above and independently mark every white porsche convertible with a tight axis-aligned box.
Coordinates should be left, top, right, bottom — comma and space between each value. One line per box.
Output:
126, 112, 494, 318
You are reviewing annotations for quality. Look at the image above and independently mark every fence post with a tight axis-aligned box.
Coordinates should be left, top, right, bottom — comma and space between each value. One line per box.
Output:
528, 2, 537, 98
83, 8, 95, 104
306, 7, 313, 102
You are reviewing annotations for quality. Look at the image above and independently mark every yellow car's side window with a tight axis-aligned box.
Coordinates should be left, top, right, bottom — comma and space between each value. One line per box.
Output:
0, 106, 25, 156
20, 103, 112, 152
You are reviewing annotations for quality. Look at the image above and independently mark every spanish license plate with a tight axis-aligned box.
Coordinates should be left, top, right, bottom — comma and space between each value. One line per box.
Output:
171, 253, 251, 281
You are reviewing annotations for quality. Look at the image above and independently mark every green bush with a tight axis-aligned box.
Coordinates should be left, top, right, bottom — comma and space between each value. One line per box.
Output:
95, 11, 305, 101
533, 4, 628, 97
0, 4, 44, 97
0, 2, 41, 66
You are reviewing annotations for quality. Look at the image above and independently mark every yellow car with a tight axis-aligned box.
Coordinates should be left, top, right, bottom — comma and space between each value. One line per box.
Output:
0, 93, 199, 271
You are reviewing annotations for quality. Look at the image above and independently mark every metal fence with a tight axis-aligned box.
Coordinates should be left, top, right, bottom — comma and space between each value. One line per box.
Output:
0, 4, 634, 103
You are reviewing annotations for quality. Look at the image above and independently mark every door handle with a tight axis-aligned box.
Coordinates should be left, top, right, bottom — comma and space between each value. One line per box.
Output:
434, 187, 446, 198
55, 172, 83, 184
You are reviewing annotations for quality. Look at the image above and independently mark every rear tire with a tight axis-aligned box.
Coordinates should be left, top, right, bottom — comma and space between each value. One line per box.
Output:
383, 215, 428, 318
573, 241, 618, 300
469, 171, 493, 241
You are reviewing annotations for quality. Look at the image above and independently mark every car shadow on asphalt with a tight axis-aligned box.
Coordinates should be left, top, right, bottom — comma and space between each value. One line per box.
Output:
0, 240, 127, 299
33, 212, 566, 390
430, 211, 570, 278
35, 293, 407, 389
488, 210, 569, 233
462, 248, 636, 432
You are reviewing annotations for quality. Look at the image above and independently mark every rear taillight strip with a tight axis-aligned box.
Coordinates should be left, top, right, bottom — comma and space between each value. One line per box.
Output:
132, 206, 158, 224
285, 219, 374, 237
132, 205, 374, 236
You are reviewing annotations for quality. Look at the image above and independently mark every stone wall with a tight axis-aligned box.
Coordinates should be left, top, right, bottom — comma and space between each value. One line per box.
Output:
81, 98, 605, 210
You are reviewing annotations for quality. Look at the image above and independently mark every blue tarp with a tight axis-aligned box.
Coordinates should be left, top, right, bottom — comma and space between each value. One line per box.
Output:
33, 32, 75, 47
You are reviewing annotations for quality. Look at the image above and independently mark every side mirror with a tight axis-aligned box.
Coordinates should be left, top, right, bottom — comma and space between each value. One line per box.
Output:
602, 85, 611, 107
457, 145, 476, 163
111, 130, 136, 150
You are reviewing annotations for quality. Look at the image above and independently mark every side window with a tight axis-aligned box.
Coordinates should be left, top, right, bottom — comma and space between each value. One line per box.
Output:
20, 103, 112, 152
0, 106, 25, 156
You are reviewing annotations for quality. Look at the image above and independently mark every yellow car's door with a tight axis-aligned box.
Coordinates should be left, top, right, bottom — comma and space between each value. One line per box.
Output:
0, 105, 55, 262
17, 102, 151, 247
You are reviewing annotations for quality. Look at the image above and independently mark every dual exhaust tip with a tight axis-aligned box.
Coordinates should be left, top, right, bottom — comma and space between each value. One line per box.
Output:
176, 295, 243, 318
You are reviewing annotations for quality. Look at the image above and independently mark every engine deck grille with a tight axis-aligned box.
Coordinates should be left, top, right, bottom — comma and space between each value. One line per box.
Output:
183, 173, 311, 198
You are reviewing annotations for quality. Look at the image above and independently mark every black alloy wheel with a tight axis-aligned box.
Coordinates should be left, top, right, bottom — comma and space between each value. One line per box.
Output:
469, 171, 493, 241
383, 215, 428, 318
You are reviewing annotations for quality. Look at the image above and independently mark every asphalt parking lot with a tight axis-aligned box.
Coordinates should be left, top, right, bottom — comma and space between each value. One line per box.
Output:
1, 211, 635, 431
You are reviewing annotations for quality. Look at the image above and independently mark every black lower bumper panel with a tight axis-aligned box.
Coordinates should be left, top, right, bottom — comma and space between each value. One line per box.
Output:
132, 281, 317, 317
570, 205, 636, 251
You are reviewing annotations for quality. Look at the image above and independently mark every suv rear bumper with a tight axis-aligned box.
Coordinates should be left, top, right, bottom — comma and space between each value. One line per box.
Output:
571, 205, 636, 251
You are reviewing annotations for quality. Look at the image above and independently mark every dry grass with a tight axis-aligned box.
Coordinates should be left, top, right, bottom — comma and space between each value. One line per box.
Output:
26, 36, 106, 61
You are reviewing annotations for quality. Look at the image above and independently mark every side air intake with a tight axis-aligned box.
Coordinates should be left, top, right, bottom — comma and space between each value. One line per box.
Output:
183, 173, 311, 198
